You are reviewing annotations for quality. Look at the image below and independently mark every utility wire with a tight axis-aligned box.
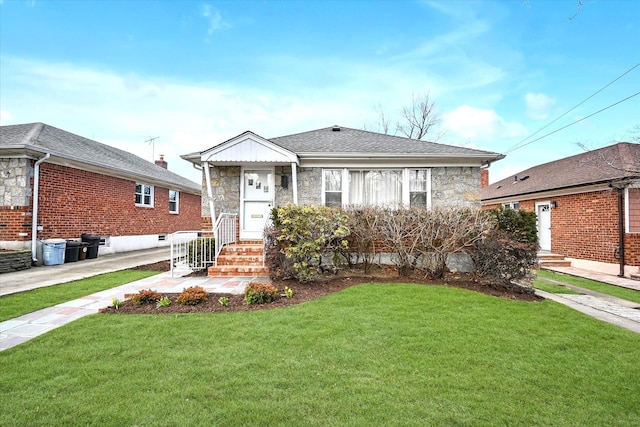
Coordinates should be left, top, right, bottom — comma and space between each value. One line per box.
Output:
504, 61, 640, 154
505, 91, 640, 152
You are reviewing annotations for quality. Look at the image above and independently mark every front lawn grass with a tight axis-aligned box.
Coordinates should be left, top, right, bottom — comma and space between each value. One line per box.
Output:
533, 279, 582, 294
537, 269, 640, 303
0, 270, 160, 322
1, 283, 639, 426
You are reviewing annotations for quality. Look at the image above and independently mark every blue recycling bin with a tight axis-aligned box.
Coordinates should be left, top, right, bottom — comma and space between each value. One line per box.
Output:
43, 239, 66, 265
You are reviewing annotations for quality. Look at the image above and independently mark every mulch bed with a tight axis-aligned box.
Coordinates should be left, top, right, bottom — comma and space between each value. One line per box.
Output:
105, 261, 541, 314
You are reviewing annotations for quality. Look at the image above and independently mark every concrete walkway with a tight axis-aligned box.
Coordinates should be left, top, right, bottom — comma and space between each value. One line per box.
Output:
538, 267, 640, 334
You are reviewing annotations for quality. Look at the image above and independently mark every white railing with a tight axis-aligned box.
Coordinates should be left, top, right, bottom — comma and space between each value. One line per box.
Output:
214, 213, 238, 266
169, 230, 216, 278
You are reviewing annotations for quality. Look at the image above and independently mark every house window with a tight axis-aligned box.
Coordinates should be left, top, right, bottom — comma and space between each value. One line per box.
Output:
323, 168, 430, 208
169, 190, 179, 214
409, 169, 429, 208
324, 169, 343, 207
503, 202, 520, 211
135, 183, 154, 207
350, 170, 402, 207
627, 188, 640, 233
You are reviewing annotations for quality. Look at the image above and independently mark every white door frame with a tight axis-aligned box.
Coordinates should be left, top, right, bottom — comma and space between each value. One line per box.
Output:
240, 166, 274, 240
536, 201, 552, 252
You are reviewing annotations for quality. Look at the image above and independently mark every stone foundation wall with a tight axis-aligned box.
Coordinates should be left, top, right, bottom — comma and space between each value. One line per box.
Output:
0, 250, 31, 273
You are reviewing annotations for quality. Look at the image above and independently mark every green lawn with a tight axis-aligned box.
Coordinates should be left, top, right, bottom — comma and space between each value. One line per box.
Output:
537, 269, 640, 303
1, 283, 639, 426
533, 279, 581, 294
0, 270, 160, 322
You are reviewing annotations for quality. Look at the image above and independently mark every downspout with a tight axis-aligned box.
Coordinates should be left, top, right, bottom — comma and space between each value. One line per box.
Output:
31, 153, 50, 263
617, 187, 625, 277
203, 161, 216, 230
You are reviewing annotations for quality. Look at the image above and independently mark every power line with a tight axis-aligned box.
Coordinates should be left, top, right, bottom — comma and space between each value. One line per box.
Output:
505, 91, 640, 153
504, 61, 640, 154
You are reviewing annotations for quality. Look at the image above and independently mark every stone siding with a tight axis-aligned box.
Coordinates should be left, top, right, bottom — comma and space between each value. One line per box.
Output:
431, 166, 482, 208
0, 158, 32, 207
202, 166, 241, 217
296, 167, 322, 205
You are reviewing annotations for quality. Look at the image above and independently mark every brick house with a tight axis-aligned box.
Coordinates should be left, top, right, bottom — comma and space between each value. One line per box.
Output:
0, 123, 202, 262
182, 125, 505, 239
482, 142, 640, 278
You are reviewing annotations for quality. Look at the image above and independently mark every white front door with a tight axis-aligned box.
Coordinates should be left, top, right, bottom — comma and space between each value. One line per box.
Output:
241, 169, 273, 240
537, 202, 552, 251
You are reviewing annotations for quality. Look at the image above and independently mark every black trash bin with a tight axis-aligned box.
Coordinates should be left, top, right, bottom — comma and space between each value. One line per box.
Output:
81, 234, 101, 259
65, 240, 81, 263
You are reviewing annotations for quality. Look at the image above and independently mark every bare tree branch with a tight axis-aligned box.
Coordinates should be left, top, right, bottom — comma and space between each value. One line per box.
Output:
396, 92, 442, 140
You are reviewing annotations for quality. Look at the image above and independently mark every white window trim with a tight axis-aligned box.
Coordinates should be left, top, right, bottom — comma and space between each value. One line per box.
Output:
169, 190, 179, 214
503, 202, 520, 211
135, 183, 154, 208
322, 168, 431, 209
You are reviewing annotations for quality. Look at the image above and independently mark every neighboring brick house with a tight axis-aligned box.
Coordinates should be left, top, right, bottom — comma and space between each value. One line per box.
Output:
182, 125, 505, 240
482, 142, 640, 278
0, 123, 202, 262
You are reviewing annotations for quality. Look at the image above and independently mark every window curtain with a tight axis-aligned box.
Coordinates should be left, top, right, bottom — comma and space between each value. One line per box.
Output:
349, 170, 402, 207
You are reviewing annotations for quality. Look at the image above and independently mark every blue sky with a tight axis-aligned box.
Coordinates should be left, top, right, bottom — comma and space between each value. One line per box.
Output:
1, 0, 638, 184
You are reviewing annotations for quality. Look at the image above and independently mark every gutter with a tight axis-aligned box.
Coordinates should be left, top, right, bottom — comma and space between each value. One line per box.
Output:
31, 152, 50, 263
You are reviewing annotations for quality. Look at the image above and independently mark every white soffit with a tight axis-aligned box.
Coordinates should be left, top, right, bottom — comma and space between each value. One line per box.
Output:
202, 133, 297, 164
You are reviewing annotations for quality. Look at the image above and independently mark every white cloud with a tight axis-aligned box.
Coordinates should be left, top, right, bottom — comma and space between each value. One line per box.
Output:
0, 56, 379, 182
442, 105, 527, 140
525, 92, 556, 120
202, 4, 230, 35
0, 109, 13, 125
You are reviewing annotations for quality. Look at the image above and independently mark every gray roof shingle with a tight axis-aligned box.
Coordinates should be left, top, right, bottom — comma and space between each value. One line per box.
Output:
482, 142, 640, 201
0, 123, 200, 193
270, 125, 503, 158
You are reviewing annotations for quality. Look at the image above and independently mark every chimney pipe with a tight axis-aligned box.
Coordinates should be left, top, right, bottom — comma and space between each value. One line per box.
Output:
155, 155, 167, 169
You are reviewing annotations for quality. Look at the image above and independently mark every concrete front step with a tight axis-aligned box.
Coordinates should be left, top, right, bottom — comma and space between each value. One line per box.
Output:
631, 274, 640, 282
210, 242, 268, 277
208, 265, 269, 277
538, 253, 571, 268
221, 245, 264, 255
216, 255, 264, 266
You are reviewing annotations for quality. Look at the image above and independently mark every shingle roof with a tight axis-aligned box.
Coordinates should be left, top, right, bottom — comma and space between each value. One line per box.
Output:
0, 123, 200, 193
269, 125, 504, 159
482, 142, 640, 201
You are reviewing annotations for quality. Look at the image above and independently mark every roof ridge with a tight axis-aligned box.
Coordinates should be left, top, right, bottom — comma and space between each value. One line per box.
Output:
21, 122, 45, 145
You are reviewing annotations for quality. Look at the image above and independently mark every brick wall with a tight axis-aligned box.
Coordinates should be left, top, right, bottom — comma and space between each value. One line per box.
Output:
483, 189, 639, 267
16, 162, 201, 241
0, 206, 32, 241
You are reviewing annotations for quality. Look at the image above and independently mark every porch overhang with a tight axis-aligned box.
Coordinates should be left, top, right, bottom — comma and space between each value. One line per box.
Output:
199, 131, 299, 165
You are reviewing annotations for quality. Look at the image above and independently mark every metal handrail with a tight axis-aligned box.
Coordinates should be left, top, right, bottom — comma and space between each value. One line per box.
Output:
214, 213, 238, 266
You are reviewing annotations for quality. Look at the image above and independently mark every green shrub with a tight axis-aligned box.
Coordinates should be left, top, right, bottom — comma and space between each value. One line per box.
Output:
187, 237, 215, 269
474, 230, 538, 285
131, 289, 162, 305
156, 295, 171, 308
177, 286, 208, 305
244, 281, 278, 305
487, 208, 538, 243
268, 205, 350, 282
